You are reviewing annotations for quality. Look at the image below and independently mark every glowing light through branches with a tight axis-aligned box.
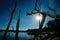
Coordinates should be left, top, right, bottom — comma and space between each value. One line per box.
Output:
36, 14, 43, 22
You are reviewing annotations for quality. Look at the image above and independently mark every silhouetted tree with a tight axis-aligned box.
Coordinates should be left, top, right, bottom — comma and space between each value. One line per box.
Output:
47, 19, 60, 32
2, 2, 16, 40
42, 19, 60, 40
15, 10, 21, 40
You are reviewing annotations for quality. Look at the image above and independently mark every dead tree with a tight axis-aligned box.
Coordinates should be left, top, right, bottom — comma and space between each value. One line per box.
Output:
15, 10, 21, 40
26, 0, 43, 40
26, 0, 60, 40
2, 2, 16, 40
48, 6, 60, 18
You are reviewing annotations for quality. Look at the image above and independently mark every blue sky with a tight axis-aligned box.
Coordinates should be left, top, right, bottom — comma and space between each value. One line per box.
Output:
0, 0, 60, 30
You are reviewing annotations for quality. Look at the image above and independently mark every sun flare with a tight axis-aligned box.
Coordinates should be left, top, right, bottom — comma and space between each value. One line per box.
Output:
36, 14, 42, 22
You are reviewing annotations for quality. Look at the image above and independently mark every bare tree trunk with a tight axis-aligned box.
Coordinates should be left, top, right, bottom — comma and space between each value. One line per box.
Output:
15, 10, 20, 40
39, 14, 46, 40
2, 2, 16, 40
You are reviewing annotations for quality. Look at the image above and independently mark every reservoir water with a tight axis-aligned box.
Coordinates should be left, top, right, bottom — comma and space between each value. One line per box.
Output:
0, 32, 34, 40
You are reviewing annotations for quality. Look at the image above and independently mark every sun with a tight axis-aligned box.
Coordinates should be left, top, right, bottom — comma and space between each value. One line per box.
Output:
36, 14, 42, 22
36, 16, 40, 20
